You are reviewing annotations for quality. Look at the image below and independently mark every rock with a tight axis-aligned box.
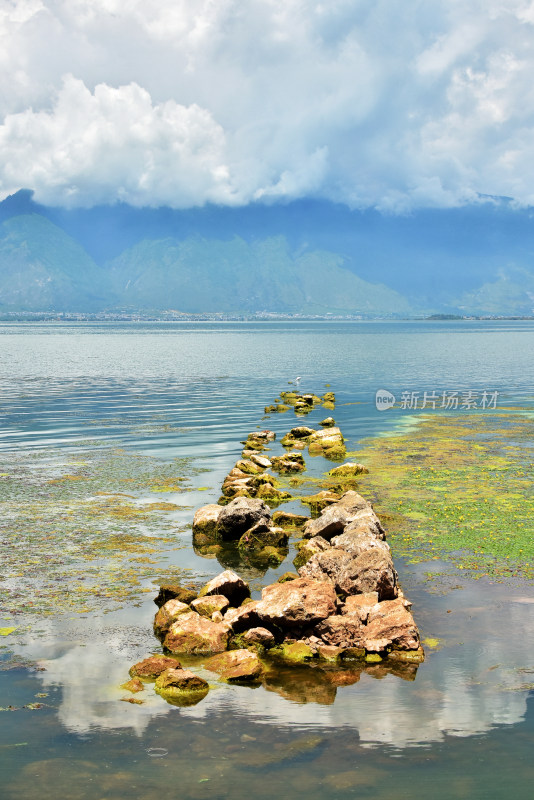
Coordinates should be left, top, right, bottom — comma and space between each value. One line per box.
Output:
323, 392, 336, 402
317, 645, 344, 661
387, 647, 425, 663
153, 599, 192, 638
314, 615, 365, 648
272, 511, 310, 528
242, 627, 275, 648
255, 577, 337, 629
154, 668, 209, 704
238, 522, 288, 551
163, 611, 229, 655
277, 571, 299, 583
235, 459, 264, 475
271, 641, 314, 663
205, 649, 264, 682
270, 454, 305, 473
280, 426, 316, 446
302, 504, 356, 540
217, 496, 271, 540
154, 584, 198, 608
192, 505, 223, 540
299, 547, 398, 600
347, 549, 398, 600
255, 483, 291, 502
342, 592, 379, 622
328, 462, 369, 477
320, 417, 335, 427
293, 535, 331, 569
363, 598, 420, 651
308, 427, 346, 459
129, 655, 180, 680
120, 678, 145, 693
249, 454, 272, 469
223, 600, 262, 632
301, 490, 340, 512
335, 490, 372, 514
331, 530, 390, 559
190, 594, 230, 618
198, 569, 251, 606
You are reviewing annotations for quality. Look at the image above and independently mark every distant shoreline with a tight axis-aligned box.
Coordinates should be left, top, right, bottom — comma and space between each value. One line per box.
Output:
1, 311, 534, 323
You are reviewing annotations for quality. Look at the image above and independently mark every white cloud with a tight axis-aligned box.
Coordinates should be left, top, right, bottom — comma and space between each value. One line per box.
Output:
2, 0, 534, 209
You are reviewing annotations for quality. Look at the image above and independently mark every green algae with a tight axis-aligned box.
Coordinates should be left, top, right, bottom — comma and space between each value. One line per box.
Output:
350, 409, 534, 581
0, 446, 209, 616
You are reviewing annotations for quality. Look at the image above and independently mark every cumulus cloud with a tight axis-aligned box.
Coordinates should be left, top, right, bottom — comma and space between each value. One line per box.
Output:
2, 0, 534, 209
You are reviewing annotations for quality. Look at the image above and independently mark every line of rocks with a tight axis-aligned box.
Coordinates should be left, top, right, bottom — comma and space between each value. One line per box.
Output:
126, 408, 423, 706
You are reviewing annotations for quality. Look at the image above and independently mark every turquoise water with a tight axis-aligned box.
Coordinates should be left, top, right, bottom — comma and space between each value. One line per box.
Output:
1, 320, 534, 799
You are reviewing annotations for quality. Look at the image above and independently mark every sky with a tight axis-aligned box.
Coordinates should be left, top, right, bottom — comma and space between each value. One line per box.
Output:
2, 0, 534, 212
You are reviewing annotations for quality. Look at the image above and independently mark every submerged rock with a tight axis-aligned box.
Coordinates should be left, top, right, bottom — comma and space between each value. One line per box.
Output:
320, 417, 335, 427
198, 569, 251, 606
328, 462, 369, 477
301, 490, 340, 512
129, 655, 181, 680
163, 611, 229, 655
154, 668, 209, 705
205, 649, 264, 682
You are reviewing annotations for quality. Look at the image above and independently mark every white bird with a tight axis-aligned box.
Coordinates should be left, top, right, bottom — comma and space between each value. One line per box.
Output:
295, 376, 301, 383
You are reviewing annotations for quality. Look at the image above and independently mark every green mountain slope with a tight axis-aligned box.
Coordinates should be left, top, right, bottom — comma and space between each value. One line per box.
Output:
109, 235, 412, 315
0, 215, 111, 311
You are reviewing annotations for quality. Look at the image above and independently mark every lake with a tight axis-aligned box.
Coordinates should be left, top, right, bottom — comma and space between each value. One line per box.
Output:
1, 320, 533, 800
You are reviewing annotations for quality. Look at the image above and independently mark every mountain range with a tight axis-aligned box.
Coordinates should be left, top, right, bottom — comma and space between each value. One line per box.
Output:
1, 190, 534, 316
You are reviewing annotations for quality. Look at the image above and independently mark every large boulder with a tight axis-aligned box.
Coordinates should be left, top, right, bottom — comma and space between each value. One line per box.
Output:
217, 497, 271, 540
205, 649, 264, 683
163, 611, 228, 655
153, 599, 192, 638
363, 598, 420, 652
198, 569, 251, 606
255, 578, 337, 630
331, 530, 390, 559
298, 548, 398, 600
342, 592, 379, 623
192, 505, 223, 539
302, 505, 355, 541
154, 668, 209, 704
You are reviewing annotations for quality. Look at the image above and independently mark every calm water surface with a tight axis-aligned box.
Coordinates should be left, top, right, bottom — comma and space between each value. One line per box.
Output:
1, 321, 533, 800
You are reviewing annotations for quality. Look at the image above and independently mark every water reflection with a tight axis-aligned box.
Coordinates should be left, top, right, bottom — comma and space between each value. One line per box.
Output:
8, 579, 533, 748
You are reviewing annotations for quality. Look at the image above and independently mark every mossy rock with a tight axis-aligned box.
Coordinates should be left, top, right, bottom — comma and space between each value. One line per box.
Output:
322, 392, 336, 403
322, 401, 335, 410
323, 444, 347, 461
271, 641, 315, 664
154, 668, 209, 706
272, 511, 310, 529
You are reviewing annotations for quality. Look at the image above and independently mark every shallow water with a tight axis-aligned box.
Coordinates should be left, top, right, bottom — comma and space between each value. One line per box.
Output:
1, 320, 534, 799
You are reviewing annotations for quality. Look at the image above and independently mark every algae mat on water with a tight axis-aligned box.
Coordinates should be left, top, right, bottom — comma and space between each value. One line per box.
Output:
350, 410, 534, 581
0, 447, 209, 618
